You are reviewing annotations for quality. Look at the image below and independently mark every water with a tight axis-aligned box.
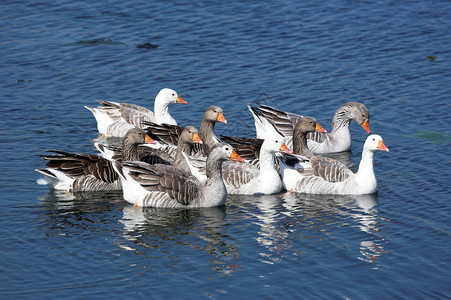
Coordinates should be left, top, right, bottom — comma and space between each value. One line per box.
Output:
1, 0, 450, 298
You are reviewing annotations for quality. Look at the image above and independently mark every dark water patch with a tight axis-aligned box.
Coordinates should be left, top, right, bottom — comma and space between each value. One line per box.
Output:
136, 42, 159, 49
72, 38, 128, 47
406, 130, 451, 145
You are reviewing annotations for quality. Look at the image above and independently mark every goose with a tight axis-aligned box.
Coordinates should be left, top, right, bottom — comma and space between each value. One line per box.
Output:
96, 126, 203, 174
281, 134, 389, 195
116, 143, 243, 208
35, 128, 153, 192
184, 137, 292, 195
85, 88, 187, 137
143, 105, 227, 157
221, 116, 326, 191
221, 116, 326, 162
249, 102, 371, 153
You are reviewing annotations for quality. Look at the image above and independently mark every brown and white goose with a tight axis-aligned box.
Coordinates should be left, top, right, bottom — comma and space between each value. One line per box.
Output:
143, 105, 227, 157
281, 134, 389, 195
249, 102, 371, 153
116, 143, 243, 208
35, 128, 153, 192
85, 88, 187, 137
109, 125, 204, 174
222, 116, 326, 162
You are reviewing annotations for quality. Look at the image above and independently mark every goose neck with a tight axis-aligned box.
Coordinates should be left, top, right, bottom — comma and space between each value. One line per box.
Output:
200, 120, 215, 145
206, 157, 224, 179
122, 142, 139, 161
356, 149, 375, 177
292, 132, 312, 157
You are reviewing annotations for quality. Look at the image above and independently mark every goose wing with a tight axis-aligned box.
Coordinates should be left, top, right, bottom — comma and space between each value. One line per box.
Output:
307, 131, 329, 144
40, 150, 117, 183
310, 156, 353, 182
123, 161, 200, 206
255, 103, 303, 137
221, 161, 259, 189
220, 135, 263, 162
143, 121, 183, 145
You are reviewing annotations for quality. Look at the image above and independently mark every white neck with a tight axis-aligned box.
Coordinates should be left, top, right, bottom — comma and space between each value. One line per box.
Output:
354, 149, 377, 193
258, 149, 282, 193
154, 99, 176, 125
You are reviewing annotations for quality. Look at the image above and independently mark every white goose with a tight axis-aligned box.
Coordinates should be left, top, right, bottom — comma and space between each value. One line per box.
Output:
185, 137, 291, 195
249, 102, 371, 153
282, 134, 389, 195
35, 128, 153, 192
85, 88, 187, 137
116, 143, 243, 208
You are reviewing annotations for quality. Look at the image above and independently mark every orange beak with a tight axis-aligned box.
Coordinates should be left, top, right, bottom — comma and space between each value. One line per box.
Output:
230, 150, 243, 162
192, 133, 203, 144
280, 143, 292, 154
145, 135, 155, 144
361, 120, 371, 134
216, 112, 228, 124
176, 96, 187, 104
377, 140, 389, 152
315, 123, 327, 133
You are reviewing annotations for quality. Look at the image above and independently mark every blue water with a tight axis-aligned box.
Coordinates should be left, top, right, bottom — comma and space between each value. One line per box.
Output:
1, 0, 450, 298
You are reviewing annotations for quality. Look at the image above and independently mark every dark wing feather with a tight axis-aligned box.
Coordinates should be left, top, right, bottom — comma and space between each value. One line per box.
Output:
276, 153, 309, 168
310, 156, 353, 183
142, 121, 183, 145
40, 150, 118, 183
220, 135, 263, 161
123, 162, 200, 206
255, 103, 303, 137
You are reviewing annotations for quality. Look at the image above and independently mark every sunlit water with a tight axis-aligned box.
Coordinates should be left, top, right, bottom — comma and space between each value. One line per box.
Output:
1, 0, 450, 298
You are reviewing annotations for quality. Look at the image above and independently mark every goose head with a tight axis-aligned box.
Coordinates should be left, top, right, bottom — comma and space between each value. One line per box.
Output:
294, 116, 327, 134
123, 128, 154, 147
363, 134, 389, 152
209, 143, 243, 163
346, 102, 371, 134
156, 88, 187, 106
204, 106, 227, 124
180, 125, 203, 145
261, 137, 292, 155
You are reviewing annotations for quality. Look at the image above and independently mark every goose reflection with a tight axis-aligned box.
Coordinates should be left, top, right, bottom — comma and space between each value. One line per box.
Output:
117, 205, 241, 275
235, 191, 387, 266
37, 189, 124, 236
286, 192, 387, 266
332, 193, 389, 265
38, 189, 124, 212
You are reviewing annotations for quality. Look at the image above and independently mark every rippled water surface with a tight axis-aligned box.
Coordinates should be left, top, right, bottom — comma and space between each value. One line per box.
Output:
1, 0, 450, 298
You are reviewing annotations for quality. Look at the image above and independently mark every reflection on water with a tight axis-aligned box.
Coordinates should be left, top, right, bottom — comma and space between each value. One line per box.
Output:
118, 205, 241, 276
232, 192, 388, 267
38, 187, 389, 275
37, 189, 124, 237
